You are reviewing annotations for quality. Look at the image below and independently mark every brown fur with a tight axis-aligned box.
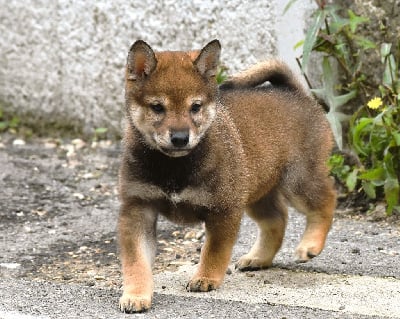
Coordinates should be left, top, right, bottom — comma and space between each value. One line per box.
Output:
118, 40, 336, 313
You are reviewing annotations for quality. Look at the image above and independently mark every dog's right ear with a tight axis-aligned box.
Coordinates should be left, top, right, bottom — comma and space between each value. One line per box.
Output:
126, 40, 157, 81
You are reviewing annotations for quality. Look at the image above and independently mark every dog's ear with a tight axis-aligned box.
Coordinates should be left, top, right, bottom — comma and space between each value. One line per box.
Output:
194, 40, 221, 78
127, 40, 157, 80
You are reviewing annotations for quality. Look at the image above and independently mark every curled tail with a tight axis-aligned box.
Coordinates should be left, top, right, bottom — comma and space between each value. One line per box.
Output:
219, 59, 304, 92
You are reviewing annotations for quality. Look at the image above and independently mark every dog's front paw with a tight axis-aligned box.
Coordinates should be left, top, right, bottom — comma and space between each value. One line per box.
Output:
186, 277, 221, 292
119, 293, 152, 313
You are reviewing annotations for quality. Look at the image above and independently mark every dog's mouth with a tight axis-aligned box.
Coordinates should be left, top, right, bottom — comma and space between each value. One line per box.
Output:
159, 147, 192, 157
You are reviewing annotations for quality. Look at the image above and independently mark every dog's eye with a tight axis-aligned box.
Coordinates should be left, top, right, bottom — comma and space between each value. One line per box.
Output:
149, 103, 165, 114
191, 102, 202, 114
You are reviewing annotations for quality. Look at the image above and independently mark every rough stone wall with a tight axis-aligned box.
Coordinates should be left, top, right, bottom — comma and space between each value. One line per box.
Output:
0, 0, 313, 136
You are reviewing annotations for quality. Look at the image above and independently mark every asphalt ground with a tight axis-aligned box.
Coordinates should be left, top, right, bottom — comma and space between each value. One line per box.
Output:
1, 137, 399, 318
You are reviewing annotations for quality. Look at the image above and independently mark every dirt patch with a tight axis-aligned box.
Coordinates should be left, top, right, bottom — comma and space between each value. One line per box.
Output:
0, 134, 204, 289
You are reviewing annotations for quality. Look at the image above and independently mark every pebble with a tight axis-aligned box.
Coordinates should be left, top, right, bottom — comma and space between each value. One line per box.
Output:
62, 274, 73, 281
71, 138, 86, 150
98, 140, 112, 148
32, 209, 48, 217
63, 144, 75, 157
82, 172, 95, 179
12, 139, 25, 146
72, 193, 85, 200
24, 226, 32, 233
196, 230, 205, 240
44, 141, 58, 149
184, 230, 197, 240
0, 263, 21, 269
77, 246, 88, 253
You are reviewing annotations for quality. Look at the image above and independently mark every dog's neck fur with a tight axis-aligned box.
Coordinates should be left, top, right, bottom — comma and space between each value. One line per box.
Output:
127, 126, 210, 195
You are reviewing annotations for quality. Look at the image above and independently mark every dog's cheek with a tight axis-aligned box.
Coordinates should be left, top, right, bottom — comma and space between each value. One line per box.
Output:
128, 103, 147, 126
206, 103, 217, 122
129, 107, 159, 148
195, 104, 216, 133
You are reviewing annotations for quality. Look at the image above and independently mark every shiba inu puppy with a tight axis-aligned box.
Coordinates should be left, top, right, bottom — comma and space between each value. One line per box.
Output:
118, 39, 336, 313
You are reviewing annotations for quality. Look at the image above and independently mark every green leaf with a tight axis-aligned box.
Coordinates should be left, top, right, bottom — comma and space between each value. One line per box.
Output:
384, 151, 397, 177
9, 116, 20, 128
392, 132, 400, 146
352, 117, 373, 156
384, 177, 399, 215
302, 9, 326, 73
380, 43, 392, 61
346, 169, 358, 191
333, 90, 357, 108
283, 0, 299, 14
0, 122, 8, 130
383, 55, 397, 87
330, 18, 350, 33
216, 66, 228, 84
354, 36, 376, 50
359, 167, 385, 181
315, 58, 356, 150
310, 88, 326, 101
294, 40, 304, 50
326, 111, 344, 150
95, 127, 108, 134
348, 10, 369, 33
362, 180, 376, 199
321, 56, 335, 103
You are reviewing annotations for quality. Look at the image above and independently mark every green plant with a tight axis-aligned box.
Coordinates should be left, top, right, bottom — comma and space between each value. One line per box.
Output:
216, 66, 228, 84
286, 1, 399, 215
287, 2, 376, 149
0, 105, 20, 133
93, 127, 108, 141
348, 43, 400, 215
327, 153, 353, 188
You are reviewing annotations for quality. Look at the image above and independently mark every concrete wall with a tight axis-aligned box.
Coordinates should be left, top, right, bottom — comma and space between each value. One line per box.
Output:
0, 0, 315, 136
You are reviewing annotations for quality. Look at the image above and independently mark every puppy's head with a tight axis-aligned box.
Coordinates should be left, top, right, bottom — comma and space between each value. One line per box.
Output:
125, 40, 221, 157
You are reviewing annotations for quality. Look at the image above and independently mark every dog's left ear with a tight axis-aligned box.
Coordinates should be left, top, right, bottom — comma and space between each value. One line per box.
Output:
194, 40, 221, 78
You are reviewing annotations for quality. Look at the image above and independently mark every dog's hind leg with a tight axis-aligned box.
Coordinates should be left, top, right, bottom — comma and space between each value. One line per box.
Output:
236, 190, 288, 271
289, 176, 336, 263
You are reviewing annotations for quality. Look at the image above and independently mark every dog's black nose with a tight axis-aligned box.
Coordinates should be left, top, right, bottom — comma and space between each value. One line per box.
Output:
170, 130, 189, 148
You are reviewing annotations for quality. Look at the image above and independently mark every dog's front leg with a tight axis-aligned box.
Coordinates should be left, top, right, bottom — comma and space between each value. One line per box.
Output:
118, 202, 158, 313
187, 210, 242, 292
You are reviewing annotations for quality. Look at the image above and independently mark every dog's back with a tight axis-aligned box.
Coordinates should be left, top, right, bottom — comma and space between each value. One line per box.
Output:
219, 61, 333, 205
